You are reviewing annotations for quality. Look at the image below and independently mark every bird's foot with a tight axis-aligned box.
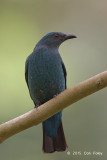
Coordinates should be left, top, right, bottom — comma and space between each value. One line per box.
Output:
53, 94, 58, 98
34, 105, 39, 111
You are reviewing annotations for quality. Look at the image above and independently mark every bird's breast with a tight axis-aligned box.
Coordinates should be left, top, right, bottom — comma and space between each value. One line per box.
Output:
28, 50, 65, 104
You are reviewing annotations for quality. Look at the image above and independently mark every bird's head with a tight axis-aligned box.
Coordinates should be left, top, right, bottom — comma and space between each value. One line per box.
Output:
36, 32, 76, 48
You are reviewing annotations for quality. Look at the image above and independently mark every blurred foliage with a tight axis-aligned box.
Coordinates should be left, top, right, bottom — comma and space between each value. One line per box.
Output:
0, 0, 107, 160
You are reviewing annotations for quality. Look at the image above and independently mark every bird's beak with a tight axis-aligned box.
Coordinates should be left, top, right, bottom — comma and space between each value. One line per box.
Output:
64, 34, 77, 40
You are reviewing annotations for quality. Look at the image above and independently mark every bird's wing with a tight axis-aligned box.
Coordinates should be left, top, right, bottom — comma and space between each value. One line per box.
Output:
25, 57, 29, 88
61, 61, 67, 89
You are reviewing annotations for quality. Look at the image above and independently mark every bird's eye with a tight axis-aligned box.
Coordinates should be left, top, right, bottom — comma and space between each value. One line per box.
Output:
54, 34, 59, 38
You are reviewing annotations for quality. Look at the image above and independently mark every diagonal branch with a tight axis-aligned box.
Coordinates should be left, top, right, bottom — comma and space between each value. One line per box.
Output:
0, 71, 107, 144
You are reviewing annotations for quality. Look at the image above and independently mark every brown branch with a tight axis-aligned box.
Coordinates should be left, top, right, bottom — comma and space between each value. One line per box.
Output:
0, 71, 107, 144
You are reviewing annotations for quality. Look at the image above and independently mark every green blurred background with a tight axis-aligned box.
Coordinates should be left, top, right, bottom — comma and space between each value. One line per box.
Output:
0, 0, 107, 160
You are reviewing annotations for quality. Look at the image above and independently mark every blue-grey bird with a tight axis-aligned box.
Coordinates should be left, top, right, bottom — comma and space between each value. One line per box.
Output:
25, 32, 76, 153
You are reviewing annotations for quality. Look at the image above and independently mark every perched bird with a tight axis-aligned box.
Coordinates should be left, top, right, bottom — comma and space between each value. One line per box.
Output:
25, 32, 76, 153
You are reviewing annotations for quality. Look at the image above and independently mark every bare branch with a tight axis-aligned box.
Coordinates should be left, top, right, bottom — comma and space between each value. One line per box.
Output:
0, 71, 107, 144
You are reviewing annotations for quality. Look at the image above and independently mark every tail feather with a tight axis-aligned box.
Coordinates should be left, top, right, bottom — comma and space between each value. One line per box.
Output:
43, 121, 67, 153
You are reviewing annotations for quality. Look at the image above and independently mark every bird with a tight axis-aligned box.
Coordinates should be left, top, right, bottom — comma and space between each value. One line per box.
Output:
25, 32, 76, 153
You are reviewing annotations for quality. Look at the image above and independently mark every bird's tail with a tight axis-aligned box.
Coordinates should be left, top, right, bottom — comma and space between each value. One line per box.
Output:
42, 121, 67, 153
